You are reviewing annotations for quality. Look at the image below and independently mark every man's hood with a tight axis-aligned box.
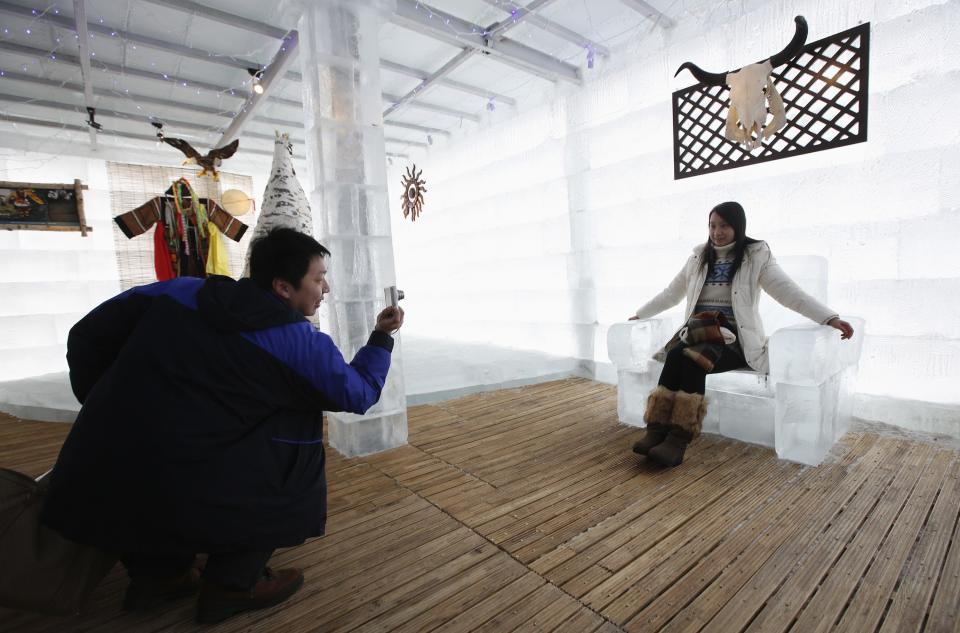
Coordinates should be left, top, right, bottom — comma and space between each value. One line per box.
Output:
197, 275, 304, 332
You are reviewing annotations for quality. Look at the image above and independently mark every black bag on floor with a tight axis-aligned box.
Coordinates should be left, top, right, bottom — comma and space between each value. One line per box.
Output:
0, 467, 117, 615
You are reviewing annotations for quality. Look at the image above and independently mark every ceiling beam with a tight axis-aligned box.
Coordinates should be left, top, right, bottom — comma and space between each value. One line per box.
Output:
134, 0, 516, 107
71, 0, 97, 148
379, 59, 516, 106
381, 93, 480, 122
480, 0, 610, 57
0, 94, 211, 133
391, 0, 581, 84
138, 0, 288, 39
0, 70, 304, 130
484, 0, 557, 37
0, 1, 276, 75
0, 93, 304, 145
1, 0, 539, 142
383, 120, 450, 137
617, 0, 676, 29
385, 137, 428, 148
0, 40, 303, 110
1, 40, 478, 129
216, 30, 299, 147
383, 0, 578, 122
0, 113, 304, 159
383, 49, 474, 119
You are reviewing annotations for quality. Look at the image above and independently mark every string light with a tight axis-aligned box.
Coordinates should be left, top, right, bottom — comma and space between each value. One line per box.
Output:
1, 0, 620, 150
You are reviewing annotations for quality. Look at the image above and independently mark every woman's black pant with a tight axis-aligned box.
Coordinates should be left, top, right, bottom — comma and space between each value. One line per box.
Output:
657, 343, 748, 394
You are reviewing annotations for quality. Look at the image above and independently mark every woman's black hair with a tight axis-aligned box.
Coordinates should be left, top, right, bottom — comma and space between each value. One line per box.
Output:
698, 201, 760, 276
249, 227, 330, 290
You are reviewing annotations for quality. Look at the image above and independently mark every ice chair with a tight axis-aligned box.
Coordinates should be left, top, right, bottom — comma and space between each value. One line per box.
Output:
607, 256, 865, 466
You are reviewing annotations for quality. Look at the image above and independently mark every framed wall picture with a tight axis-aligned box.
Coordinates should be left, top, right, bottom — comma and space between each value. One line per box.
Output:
0, 179, 92, 235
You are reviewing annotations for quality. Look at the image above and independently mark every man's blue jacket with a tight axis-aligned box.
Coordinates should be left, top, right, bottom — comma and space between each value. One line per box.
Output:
41, 275, 392, 553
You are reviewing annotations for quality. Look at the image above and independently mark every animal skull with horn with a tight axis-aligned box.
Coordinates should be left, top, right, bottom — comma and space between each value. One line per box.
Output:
675, 16, 808, 149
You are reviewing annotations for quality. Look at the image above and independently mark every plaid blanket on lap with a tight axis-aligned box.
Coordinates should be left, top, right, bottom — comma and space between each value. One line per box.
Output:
664, 310, 735, 372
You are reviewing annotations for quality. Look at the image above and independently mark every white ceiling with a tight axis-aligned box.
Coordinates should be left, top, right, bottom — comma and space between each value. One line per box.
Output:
0, 0, 670, 167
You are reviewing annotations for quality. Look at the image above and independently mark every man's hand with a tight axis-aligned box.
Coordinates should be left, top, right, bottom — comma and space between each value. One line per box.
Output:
376, 306, 404, 334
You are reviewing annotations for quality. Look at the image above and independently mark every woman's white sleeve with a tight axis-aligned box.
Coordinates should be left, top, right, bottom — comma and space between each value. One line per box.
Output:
758, 253, 838, 324
634, 264, 689, 319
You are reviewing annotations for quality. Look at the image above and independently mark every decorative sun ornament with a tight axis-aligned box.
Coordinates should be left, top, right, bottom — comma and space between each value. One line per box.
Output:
400, 164, 426, 221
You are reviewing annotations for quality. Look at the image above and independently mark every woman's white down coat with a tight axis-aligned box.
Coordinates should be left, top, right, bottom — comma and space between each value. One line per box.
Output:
634, 241, 837, 374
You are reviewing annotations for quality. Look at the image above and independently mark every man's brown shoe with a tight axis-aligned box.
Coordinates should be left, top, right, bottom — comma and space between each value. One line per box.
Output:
122, 568, 201, 612
196, 567, 304, 624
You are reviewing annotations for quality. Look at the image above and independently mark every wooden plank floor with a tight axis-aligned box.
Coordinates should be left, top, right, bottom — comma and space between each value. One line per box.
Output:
2, 377, 959, 632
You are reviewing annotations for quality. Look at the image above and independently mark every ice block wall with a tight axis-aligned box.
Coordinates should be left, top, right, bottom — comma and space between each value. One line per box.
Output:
0, 152, 121, 381
389, 0, 960, 433
299, 0, 408, 456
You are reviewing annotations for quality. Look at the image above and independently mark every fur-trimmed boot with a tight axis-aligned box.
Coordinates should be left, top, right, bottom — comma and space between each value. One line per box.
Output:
632, 386, 677, 455
648, 390, 707, 467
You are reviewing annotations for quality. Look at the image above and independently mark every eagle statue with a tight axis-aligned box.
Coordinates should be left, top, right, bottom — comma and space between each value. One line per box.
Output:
162, 137, 240, 180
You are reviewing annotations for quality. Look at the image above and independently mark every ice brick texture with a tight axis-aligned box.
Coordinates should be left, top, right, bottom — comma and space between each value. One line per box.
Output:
387, 0, 960, 433
299, 0, 407, 456
0, 153, 120, 382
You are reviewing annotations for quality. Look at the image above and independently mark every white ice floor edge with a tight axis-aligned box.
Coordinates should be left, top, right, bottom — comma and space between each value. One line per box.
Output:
0, 336, 586, 422
1, 336, 959, 441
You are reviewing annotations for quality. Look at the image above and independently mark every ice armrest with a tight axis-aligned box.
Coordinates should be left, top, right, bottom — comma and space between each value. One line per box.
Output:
607, 317, 674, 369
769, 324, 842, 385
838, 316, 866, 368
769, 315, 866, 385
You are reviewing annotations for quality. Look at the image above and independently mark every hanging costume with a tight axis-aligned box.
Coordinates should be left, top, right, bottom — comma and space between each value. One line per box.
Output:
114, 178, 248, 280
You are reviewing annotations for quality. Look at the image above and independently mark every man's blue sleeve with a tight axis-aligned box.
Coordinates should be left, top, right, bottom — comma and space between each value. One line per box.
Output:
242, 323, 393, 414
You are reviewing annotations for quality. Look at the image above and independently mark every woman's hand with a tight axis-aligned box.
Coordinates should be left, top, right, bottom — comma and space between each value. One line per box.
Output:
827, 317, 854, 340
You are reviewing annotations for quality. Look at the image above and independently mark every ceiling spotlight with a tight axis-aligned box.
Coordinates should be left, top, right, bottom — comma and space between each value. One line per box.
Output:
247, 67, 264, 95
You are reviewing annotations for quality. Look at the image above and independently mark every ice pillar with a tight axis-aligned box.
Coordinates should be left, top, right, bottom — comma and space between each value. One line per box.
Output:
298, 0, 407, 457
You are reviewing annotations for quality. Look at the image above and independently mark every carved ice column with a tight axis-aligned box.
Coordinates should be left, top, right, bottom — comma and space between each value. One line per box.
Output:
298, 0, 407, 456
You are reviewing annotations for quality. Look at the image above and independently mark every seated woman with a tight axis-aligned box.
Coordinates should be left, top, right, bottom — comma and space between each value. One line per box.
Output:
629, 201, 854, 467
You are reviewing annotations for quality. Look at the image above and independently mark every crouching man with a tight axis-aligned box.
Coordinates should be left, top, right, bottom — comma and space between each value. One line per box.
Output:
41, 227, 404, 623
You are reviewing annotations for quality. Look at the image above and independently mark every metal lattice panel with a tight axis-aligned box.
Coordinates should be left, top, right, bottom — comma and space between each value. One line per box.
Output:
673, 23, 870, 180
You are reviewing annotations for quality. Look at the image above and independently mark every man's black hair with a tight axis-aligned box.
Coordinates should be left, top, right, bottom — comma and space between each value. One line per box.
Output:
249, 228, 330, 290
